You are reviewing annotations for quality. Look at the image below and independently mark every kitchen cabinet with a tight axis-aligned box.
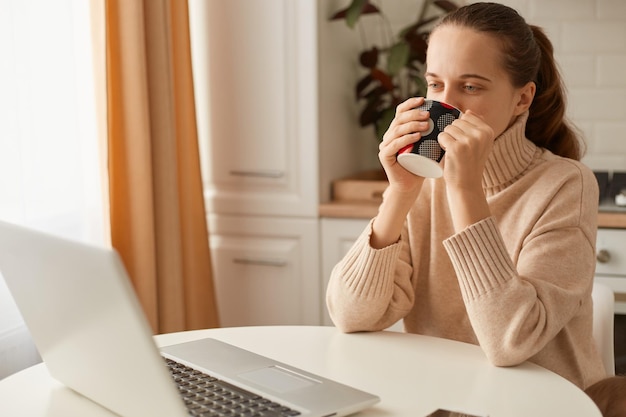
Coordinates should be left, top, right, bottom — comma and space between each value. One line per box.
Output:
189, 0, 318, 218
208, 214, 320, 327
189, 0, 320, 326
320, 218, 370, 325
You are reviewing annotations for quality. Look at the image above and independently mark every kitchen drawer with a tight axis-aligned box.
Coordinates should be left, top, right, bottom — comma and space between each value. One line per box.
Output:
208, 214, 320, 327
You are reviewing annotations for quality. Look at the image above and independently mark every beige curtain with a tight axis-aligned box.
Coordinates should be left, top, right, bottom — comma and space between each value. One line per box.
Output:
105, 0, 219, 333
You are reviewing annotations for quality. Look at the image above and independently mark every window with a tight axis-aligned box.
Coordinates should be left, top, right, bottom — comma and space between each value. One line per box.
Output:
0, 0, 105, 378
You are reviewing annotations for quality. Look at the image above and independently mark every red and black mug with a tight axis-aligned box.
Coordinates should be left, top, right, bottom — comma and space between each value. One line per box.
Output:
397, 100, 462, 178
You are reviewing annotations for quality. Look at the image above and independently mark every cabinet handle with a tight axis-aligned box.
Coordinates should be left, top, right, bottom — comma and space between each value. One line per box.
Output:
596, 249, 611, 264
233, 258, 288, 267
229, 170, 284, 178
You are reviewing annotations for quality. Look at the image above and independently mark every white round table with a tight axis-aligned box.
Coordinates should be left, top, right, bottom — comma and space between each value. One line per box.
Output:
0, 325, 601, 416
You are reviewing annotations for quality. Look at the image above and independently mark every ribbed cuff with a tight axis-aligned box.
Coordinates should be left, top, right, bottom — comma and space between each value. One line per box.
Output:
442, 217, 517, 302
340, 219, 403, 299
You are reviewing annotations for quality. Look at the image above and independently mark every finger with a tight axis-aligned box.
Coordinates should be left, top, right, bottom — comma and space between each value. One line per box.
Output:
442, 122, 472, 144
453, 113, 495, 145
380, 131, 422, 155
396, 96, 425, 113
453, 108, 479, 121
382, 118, 430, 146
388, 97, 428, 127
437, 131, 453, 151
387, 109, 430, 136
457, 110, 494, 136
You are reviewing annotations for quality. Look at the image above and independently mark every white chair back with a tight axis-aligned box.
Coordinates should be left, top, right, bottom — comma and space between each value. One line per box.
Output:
592, 282, 615, 376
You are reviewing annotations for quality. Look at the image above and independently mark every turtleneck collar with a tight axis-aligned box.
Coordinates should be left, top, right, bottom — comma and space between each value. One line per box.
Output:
482, 111, 538, 194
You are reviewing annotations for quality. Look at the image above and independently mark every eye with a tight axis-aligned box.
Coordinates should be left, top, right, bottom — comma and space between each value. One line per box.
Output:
463, 84, 479, 92
427, 82, 442, 90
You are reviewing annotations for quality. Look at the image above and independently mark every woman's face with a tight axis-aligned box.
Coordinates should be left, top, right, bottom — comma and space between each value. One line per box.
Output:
425, 25, 535, 138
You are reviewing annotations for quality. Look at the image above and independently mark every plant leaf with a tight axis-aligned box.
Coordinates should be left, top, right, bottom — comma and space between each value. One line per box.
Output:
355, 74, 375, 99
412, 76, 428, 97
363, 85, 387, 101
407, 35, 428, 63
375, 107, 396, 140
359, 47, 379, 69
387, 42, 410, 76
346, 0, 373, 28
370, 68, 395, 91
359, 95, 384, 126
330, 1, 380, 22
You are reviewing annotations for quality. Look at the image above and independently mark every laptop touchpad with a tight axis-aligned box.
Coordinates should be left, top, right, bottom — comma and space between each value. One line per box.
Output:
239, 366, 319, 393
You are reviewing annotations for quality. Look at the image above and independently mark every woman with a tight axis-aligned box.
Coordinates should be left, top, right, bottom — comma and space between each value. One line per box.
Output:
326, 2, 606, 389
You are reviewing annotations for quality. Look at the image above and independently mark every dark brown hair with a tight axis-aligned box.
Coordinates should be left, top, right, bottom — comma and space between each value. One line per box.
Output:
434, 2, 583, 160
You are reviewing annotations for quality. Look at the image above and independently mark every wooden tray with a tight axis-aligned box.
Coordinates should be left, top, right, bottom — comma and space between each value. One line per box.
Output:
332, 170, 388, 203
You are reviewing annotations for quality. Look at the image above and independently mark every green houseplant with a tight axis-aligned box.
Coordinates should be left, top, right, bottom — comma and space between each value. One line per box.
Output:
331, 0, 460, 140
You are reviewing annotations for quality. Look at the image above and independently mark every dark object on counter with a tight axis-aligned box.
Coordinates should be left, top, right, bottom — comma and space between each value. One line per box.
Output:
609, 172, 626, 201
594, 171, 610, 203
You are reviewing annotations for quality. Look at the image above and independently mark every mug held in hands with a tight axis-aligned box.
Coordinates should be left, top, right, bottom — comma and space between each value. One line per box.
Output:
397, 100, 462, 178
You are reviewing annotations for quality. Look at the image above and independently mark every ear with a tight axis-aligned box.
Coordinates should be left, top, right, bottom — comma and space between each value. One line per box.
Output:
514, 81, 536, 116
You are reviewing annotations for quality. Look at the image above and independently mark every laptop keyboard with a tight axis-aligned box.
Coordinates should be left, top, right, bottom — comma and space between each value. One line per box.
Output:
165, 358, 302, 417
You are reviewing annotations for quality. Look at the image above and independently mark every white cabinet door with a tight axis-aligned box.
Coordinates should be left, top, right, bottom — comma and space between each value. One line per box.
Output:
209, 214, 320, 327
320, 218, 370, 326
189, 0, 318, 218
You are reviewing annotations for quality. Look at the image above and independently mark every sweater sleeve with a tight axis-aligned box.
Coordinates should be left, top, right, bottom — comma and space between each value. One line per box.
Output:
442, 158, 599, 367
326, 219, 415, 332
443, 214, 597, 366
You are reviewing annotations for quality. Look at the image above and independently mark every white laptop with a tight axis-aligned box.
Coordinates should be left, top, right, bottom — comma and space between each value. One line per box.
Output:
0, 220, 379, 417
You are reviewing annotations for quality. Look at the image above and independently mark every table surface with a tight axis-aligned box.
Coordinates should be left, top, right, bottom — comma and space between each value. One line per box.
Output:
0, 325, 601, 417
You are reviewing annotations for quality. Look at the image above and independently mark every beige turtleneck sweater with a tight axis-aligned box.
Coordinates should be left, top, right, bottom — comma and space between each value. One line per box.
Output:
326, 112, 606, 389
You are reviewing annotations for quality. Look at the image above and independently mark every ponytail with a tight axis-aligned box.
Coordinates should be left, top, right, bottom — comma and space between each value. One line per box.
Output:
526, 26, 583, 160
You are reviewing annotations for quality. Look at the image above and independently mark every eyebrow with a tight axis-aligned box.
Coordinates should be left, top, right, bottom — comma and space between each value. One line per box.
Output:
425, 72, 493, 83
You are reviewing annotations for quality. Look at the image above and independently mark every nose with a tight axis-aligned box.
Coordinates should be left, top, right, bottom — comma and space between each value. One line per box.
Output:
438, 91, 460, 110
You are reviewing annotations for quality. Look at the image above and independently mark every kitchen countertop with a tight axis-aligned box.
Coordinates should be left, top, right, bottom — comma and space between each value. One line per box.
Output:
319, 200, 380, 219
320, 200, 626, 229
597, 210, 626, 228
321, 170, 626, 228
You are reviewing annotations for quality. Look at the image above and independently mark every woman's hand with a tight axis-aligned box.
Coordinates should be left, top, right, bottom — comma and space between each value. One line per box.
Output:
437, 110, 495, 231
379, 97, 431, 194
370, 97, 430, 249
438, 110, 495, 191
